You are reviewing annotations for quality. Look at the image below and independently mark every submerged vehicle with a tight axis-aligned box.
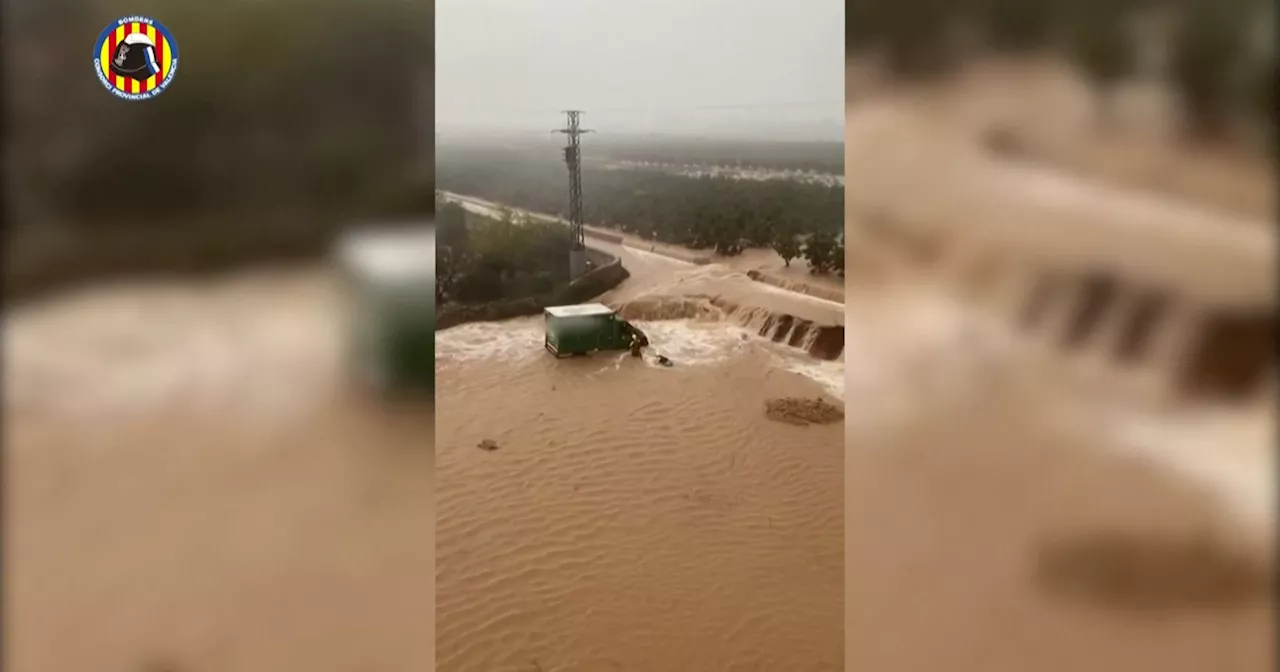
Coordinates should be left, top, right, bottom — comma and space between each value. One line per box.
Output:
544, 303, 648, 357
336, 226, 434, 394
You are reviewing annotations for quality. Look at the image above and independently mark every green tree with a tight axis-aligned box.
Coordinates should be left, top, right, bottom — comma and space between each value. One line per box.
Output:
803, 231, 838, 274
441, 208, 574, 305
742, 212, 775, 248
468, 209, 524, 277
436, 141, 844, 257
436, 245, 463, 304
772, 233, 802, 267
452, 267, 504, 303
709, 215, 745, 256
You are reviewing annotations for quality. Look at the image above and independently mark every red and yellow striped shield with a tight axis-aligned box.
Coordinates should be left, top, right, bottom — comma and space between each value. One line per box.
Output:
98, 21, 174, 95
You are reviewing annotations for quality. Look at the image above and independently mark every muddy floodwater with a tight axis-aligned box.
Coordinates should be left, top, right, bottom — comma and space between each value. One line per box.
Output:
5, 268, 436, 672
838, 85, 1274, 671
435, 238, 845, 671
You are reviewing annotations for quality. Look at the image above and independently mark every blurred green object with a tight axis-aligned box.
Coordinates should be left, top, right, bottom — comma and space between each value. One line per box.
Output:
336, 226, 435, 395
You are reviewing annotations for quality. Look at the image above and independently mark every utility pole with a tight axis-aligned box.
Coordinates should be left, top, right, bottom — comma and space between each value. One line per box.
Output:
554, 110, 592, 278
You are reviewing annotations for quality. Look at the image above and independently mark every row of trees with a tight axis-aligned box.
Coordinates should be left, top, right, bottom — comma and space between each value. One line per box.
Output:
436, 144, 844, 269
845, 0, 1273, 139
775, 231, 846, 277
436, 201, 573, 305
592, 138, 844, 174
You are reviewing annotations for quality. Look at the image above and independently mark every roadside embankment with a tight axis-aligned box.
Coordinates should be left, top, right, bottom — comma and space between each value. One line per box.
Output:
436, 249, 629, 330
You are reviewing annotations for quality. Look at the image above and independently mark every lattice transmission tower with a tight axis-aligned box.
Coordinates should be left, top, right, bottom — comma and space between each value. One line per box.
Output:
554, 110, 593, 278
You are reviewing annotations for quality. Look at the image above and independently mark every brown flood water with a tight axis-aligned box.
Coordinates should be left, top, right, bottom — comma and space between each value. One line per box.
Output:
434, 240, 845, 670
845, 379, 1274, 672
5, 269, 436, 672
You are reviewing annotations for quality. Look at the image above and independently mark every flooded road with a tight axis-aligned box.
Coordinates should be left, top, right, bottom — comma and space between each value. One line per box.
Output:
435, 236, 845, 670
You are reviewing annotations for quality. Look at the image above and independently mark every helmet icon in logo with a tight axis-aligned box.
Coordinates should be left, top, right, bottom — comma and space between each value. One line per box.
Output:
110, 32, 161, 81
93, 16, 179, 100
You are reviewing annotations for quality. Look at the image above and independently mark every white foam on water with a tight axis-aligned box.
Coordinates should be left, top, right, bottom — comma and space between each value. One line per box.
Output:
435, 307, 759, 370
636, 320, 754, 367
640, 319, 846, 398
435, 318, 544, 365
772, 353, 846, 401
438, 314, 850, 410
437, 310, 849, 404
754, 282, 846, 311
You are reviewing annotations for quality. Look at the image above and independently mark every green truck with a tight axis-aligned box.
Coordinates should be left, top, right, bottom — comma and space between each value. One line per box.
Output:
336, 226, 434, 395
544, 303, 648, 357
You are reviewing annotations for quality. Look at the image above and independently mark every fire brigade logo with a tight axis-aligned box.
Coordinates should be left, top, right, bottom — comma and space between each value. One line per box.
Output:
93, 16, 179, 100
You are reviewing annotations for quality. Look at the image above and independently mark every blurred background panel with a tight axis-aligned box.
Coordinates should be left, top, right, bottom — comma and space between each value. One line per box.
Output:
842, 0, 1273, 670
843, 0, 1272, 214
3, 1, 435, 670
5, 0, 434, 298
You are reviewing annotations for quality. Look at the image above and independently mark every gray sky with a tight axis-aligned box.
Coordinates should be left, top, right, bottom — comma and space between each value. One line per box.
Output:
436, 0, 844, 139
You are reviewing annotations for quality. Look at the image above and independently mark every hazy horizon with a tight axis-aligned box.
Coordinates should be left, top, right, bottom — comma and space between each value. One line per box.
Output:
434, 125, 845, 143
436, 0, 844, 140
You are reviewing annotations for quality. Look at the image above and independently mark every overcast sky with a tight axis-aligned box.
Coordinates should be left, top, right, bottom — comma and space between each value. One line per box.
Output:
436, 0, 844, 139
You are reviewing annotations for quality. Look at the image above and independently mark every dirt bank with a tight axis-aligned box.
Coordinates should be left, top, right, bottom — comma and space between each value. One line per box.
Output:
765, 396, 845, 426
